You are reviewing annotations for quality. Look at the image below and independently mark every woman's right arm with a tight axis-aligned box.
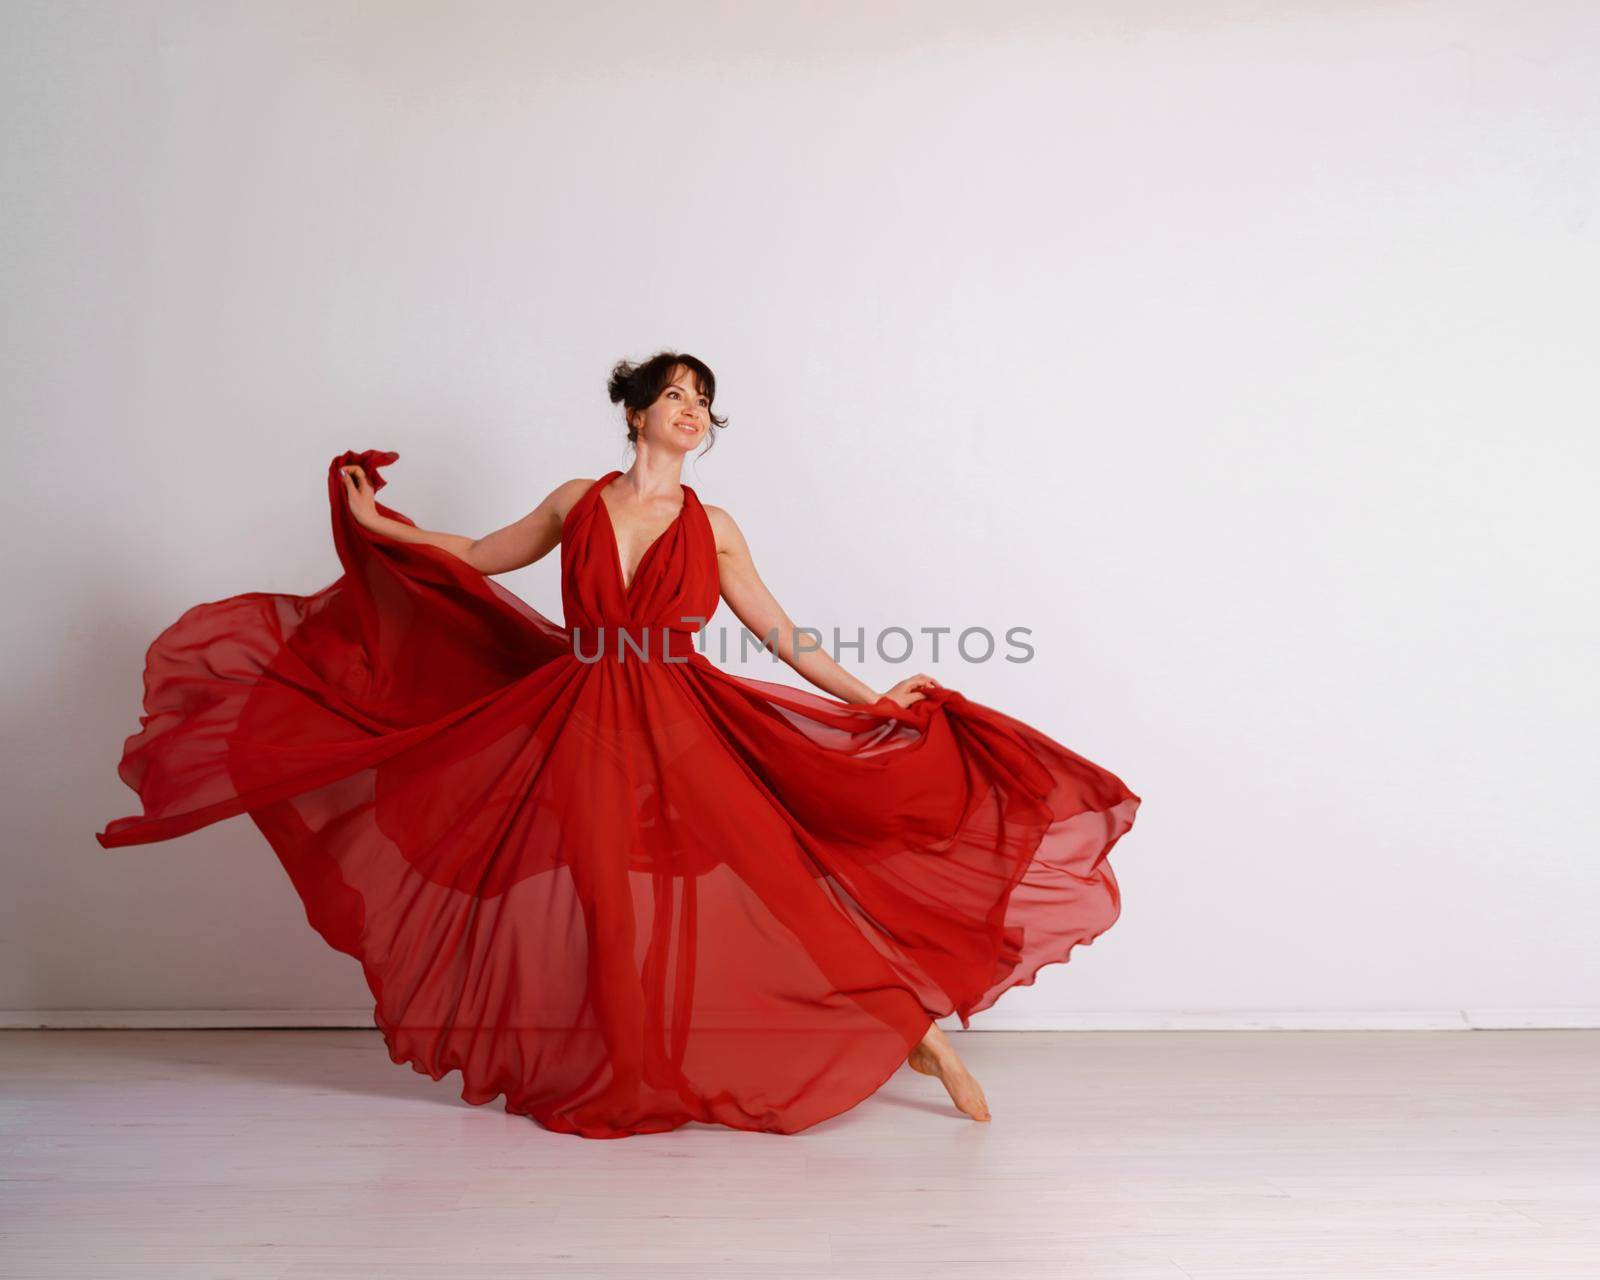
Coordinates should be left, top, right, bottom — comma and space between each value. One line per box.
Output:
339, 466, 593, 575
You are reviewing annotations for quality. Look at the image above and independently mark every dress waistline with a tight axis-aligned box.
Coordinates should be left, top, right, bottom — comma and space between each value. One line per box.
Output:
569, 624, 703, 663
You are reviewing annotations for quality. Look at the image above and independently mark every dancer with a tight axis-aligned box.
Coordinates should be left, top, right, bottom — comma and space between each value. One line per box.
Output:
97, 351, 1140, 1139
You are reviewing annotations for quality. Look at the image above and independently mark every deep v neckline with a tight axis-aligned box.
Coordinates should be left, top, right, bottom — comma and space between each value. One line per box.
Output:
594, 470, 690, 595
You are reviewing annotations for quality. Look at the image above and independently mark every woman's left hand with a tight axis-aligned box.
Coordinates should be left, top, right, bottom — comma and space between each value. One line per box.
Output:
878, 673, 942, 709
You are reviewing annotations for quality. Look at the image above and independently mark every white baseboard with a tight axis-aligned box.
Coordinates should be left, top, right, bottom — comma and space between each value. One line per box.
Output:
5, 1008, 1599, 1031
0, 1009, 379, 1029
940, 1008, 1600, 1031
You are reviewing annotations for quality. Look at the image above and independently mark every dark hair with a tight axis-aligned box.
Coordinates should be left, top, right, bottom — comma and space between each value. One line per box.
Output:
607, 351, 728, 453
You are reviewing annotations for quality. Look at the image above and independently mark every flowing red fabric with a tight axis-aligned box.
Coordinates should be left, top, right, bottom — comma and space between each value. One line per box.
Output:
96, 450, 1140, 1138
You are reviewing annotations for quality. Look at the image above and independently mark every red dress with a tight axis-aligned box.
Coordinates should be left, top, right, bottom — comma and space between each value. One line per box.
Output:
96, 449, 1140, 1139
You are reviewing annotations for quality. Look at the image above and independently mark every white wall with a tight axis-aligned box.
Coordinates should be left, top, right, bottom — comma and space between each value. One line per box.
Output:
4, 0, 1596, 1028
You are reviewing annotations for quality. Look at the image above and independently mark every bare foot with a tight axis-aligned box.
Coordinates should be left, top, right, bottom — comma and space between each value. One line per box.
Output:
907, 1021, 991, 1122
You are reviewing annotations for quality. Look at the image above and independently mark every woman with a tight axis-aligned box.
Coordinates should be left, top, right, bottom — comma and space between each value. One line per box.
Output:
97, 350, 1140, 1139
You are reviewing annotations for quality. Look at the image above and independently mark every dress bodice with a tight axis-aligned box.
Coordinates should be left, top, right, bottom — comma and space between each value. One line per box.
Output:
560, 471, 720, 649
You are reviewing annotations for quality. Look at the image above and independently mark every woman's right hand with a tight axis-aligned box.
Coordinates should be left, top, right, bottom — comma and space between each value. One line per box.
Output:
339, 464, 378, 526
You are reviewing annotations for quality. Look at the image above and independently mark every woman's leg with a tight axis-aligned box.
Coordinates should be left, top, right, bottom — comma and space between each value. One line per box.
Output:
907, 1019, 991, 1121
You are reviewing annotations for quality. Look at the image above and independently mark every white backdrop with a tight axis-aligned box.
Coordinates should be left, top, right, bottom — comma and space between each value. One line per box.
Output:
3, 1, 1595, 1028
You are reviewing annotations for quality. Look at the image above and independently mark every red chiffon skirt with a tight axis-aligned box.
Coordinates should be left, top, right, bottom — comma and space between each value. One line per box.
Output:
96, 450, 1141, 1138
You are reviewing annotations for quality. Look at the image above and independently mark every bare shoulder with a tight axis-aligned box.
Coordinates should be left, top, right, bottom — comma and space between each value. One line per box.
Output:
548, 475, 599, 522
701, 502, 747, 557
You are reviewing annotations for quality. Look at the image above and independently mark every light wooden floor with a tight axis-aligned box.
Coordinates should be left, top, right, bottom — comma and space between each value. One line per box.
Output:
1, 1029, 1595, 1278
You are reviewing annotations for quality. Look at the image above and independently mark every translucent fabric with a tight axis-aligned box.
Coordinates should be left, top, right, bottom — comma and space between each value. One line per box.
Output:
96, 449, 1140, 1138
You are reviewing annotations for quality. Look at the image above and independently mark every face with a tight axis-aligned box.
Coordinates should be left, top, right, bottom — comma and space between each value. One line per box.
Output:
633, 366, 709, 448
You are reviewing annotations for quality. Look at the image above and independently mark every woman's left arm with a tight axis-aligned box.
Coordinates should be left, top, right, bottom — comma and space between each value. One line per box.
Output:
705, 503, 937, 708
